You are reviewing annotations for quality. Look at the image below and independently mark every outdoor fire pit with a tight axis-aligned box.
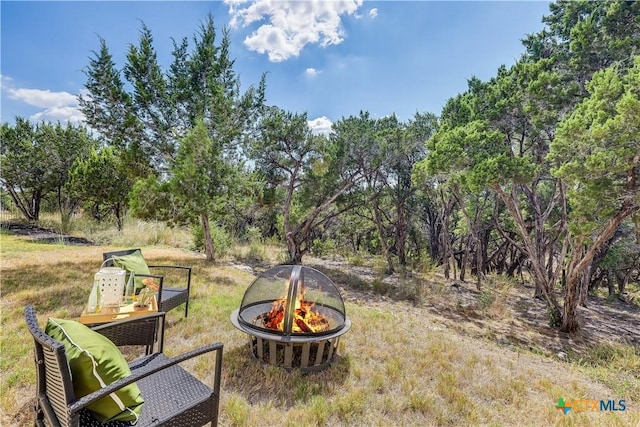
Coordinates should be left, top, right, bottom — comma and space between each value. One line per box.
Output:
231, 265, 351, 372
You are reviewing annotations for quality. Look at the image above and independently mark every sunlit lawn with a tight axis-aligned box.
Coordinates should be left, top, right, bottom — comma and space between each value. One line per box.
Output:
1, 231, 638, 426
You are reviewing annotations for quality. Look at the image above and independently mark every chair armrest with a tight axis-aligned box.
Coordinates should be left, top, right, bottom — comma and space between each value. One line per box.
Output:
68, 342, 224, 414
146, 266, 192, 290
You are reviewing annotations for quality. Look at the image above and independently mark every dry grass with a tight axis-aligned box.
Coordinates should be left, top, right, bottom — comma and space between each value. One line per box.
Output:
1, 230, 639, 426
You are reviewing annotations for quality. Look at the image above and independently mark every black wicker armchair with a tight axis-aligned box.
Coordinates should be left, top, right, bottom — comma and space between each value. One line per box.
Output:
26, 305, 223, 427
103, 249, 192, 318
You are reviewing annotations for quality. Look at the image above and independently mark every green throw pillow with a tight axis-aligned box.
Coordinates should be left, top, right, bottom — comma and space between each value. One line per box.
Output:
45, 318, 144, 423
112, 250, 151, 292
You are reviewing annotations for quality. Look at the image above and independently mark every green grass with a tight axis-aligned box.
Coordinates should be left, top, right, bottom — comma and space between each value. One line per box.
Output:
0, 229, 68, 253
1, 228, 639, 426
573, 342, 640, 401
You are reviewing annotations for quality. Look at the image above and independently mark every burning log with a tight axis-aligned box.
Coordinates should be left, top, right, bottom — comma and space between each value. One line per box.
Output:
255, 293, 330, 333
295, 317, 313, 333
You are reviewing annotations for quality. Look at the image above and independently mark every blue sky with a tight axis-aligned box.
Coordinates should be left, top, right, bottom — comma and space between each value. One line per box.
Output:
1, 1, 552, 133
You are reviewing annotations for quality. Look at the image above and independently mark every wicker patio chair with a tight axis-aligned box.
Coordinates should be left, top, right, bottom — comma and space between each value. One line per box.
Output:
103, 249, 192, 318
26, 305, 223, 427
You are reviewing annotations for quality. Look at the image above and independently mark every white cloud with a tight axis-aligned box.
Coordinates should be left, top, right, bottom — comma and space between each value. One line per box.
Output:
2, 76, 85, 124
226, 0, 364, 62
30, 106, 85, 125
305, 67, 320, 77
369, 8, 378, 18
308, 116, 333, 136
0, 74, 13, 87
6, 87, 77, 109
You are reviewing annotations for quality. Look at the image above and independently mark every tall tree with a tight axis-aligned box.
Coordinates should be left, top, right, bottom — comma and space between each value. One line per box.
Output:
44, 123, 97, 229
348, 112, 438, 273
80, 15, 265, 255
0, 119, 96, 223
0, 118, 48, 221
168, 120, 244, 261
549, 58, 640, 332
252, 107, 365, 264
68, 147, 132, 230
418, 0, 640, 330
79, 38, 143, 151
515, 0, 640, 330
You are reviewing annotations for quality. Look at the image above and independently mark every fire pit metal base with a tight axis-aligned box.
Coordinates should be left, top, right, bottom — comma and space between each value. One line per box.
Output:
251, 335, 337, 372
231, 309, 351, 372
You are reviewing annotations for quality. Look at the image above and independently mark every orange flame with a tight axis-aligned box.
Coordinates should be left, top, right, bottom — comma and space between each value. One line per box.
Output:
256, 283, 329, 333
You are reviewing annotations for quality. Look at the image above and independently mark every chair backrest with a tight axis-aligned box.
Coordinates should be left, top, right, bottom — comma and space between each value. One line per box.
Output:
102, 248, 141, 266
25, 305, 78, 426
92, 312, 165, 355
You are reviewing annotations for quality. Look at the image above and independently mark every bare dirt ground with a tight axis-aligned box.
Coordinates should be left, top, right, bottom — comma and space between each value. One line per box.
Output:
1, 222, 92, 245
305, 257, 640, 360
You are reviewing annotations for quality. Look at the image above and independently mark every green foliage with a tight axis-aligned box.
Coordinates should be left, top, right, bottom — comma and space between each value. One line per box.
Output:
171, 120, 229, 218
243, 226, 263, 244
599, 230, 640, 272
252, 106, 369, 263
311, 238, 337, 258
129, 177, 178, 224
332, 389, 366, 421
423, 120, 535, 192
551, 57, 640, 238
371, 278, 389, 295
224, 394, 250, 427
547, 308, 561, 328
347, 252, 365, 267
68, 147, 131, 229
0, 119, 97, 222
479, 289, 495, 310
79, 38, 142, 151
191, 222, 232, 257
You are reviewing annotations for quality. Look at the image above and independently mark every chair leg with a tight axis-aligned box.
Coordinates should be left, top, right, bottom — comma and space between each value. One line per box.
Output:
184, 300, 189, 318
34, 402, 45, 427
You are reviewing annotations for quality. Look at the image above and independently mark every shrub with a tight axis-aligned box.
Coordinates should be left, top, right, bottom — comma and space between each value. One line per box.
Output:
192, 223, 232, 258
312, 239, 337, 258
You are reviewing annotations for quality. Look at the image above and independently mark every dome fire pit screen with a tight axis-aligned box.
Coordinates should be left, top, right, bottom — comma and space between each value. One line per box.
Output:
231, 265, 351, 372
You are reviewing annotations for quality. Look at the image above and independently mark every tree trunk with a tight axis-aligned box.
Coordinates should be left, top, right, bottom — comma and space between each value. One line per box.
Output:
32, 189, 41, 221
397, 201, 407, 267
459, 238, 467, 282
561, 205, 639, 332
607, 269, 615, 297
286, 232, 303, 265
578, 267, 589, 307
493, 183, 564, 325
475, 238, 483, 290
443, 228, 450, 280
57, 186, 78, 233
201, 213, 215, 262
6, 185, 39, 221
114, 203, 123, 231
427, 208, 441, 262
440, 196, 454, 280
561, 276, 581, 332
372, 199, 394, 273
617, 272, 628, 296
